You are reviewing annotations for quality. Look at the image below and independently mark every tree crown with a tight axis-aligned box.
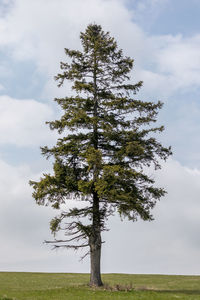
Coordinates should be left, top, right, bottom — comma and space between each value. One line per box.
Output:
30, 24, 171, 253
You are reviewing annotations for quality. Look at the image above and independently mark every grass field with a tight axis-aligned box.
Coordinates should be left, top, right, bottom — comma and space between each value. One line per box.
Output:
0, 272, 200, 299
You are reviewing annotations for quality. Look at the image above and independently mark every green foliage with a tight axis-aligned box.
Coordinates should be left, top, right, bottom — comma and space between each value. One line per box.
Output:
30, 24, 171, 253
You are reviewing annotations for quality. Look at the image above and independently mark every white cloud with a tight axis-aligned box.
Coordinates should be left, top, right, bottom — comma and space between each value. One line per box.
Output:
0, 157, 200, 274
132, 33, 200, 97
0, 0, 144, 98
153, 34, 200, 90
0, 156, 92, 273
0, 95, 56, 146
0, 0, 199, 275
0, 158, 90, 272
102, 159, 200, 275
0, 0, 135, 74
0, 0, 198, 98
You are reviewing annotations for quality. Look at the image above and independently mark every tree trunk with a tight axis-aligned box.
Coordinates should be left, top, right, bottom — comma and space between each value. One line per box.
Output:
90, 48, 103, 287
89, 232, 103, 286
89, 189, 103, 286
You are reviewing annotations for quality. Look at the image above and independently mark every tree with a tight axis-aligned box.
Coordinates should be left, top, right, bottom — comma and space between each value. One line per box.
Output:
29, 24, 172, 287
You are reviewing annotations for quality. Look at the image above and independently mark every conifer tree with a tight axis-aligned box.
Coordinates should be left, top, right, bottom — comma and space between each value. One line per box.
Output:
30, 24, 171, 286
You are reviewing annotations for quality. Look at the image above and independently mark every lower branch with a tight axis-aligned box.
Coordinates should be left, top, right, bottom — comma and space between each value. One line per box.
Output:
52, 243, 89, 250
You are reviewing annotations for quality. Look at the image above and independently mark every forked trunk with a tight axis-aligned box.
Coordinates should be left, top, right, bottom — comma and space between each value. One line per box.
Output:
89, 232, 103, 286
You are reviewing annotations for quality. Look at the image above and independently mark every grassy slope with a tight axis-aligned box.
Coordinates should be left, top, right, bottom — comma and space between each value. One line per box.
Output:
0, 272, 200, 299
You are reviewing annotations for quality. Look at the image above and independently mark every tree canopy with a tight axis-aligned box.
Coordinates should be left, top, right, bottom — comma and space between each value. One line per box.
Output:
30, 24, 172, 286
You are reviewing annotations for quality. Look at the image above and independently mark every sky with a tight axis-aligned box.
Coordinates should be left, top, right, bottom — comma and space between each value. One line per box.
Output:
0, 0, 200, 275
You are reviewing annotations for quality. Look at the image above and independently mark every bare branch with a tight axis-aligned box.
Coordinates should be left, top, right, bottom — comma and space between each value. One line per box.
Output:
52, 243, 89, 250
44, 233, 86, 244
79, 250, 90, 261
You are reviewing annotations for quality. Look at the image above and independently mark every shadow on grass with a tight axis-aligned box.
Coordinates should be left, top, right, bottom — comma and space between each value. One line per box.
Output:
135, 286, 200, 296
0, 297, 15, 300
155, 289, 200, 296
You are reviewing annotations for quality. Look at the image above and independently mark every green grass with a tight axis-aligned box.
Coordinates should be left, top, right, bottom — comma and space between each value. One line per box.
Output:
0, 272, 200, 299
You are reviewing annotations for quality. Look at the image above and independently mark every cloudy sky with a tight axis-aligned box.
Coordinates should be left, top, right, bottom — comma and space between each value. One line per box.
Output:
0, 0, 200, 275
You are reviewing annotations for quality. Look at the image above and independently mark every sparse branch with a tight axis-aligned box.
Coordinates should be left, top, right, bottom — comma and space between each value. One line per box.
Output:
80, 250, 90, 261
44, 233, 86, 244
52, 243, 89, 250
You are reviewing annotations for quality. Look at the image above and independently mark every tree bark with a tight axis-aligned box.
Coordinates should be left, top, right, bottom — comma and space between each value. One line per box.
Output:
89, 43, 103, 287
89, 231, 103, 286
89, 189, 103, 286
